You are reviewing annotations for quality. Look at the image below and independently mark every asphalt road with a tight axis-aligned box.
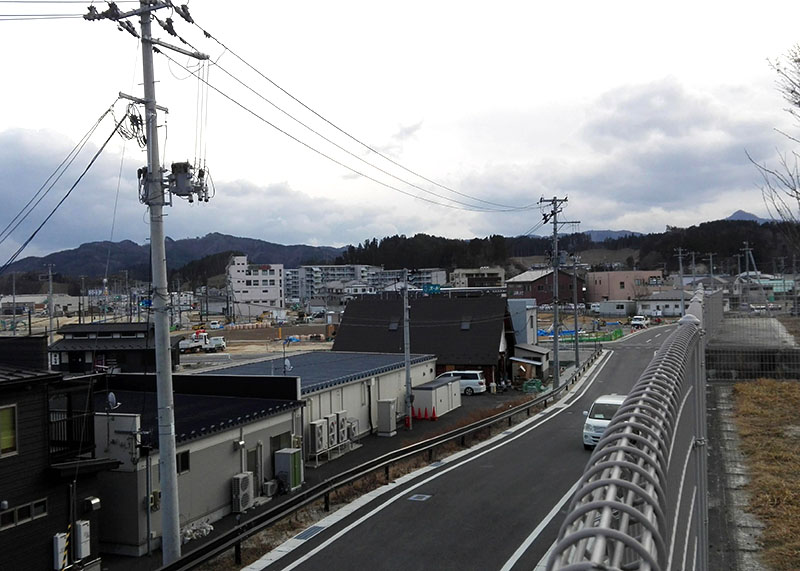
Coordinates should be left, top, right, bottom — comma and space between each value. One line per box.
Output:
248, 325, 677, 571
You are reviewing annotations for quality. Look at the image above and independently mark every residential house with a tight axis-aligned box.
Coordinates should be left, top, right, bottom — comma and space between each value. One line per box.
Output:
332, 296, 515, 383
636, 291, 690, 317
92, 381, 302, 557
48, 322, 181, 374
0, 336, 119, 571
506, 298, 551, 382
207, 351, 438, 450
506, 269, 586, 306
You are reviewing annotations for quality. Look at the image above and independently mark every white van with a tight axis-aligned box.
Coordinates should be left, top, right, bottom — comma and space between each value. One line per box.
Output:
435, 370, 487, 395
582, 394, 626, 449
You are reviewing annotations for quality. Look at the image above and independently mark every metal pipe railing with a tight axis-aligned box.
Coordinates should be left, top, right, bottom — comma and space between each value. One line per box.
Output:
547, 290, 719, 570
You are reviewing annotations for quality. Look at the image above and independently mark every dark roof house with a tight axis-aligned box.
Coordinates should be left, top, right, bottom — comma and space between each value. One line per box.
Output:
332, 296, 516, 382
0, 336, 119, 570
48, 322, 181, 374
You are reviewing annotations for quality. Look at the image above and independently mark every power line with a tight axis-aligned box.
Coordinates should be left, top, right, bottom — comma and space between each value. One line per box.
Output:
0, 111, 128, 276
0, 102, 116, 249
159, 51, 521, 213
0, 13, 82, 19
187, 15, 533, 212
204, 55, 530, 212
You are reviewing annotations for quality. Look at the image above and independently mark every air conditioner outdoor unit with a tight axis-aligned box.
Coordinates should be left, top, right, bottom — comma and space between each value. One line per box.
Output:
264, 479, 279, 497
335, 410, 348, 444
347, 418, 360, 442
309, 419, 327, 454
325, 414, 338, 447
231, 472, 254, 512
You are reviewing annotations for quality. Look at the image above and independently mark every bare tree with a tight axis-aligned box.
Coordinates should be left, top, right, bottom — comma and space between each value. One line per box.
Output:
749, 45, 800, 250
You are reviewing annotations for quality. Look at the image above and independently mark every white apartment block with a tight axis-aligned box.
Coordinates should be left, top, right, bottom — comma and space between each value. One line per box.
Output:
227, 255, 285, 319
450, 266, 506, 288
284, 265, 448, 303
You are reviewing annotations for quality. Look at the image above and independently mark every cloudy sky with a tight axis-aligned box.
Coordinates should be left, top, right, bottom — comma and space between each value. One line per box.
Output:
2, 1, 800, 263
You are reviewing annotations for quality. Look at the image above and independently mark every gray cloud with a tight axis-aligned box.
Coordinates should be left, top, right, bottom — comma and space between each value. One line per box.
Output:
0, 73, 788, 265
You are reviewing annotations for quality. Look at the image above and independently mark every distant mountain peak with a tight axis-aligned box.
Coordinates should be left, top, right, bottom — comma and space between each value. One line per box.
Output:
726, 210, 770, 224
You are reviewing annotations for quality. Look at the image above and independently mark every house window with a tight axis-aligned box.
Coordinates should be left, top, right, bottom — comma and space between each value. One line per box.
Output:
0, 509, 15, 530
0, 498, 47, 531
177, 450, 190, 474
0, 405, 17, 457
32, 499, 47, 519
619, 282, 625, 289
245, 280, 252, 286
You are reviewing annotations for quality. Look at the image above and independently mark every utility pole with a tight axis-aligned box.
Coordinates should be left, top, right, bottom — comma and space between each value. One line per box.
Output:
572, 254, 580, 368
140, 7, 182, 563
11, 272, 16, 337
705, 253, 716, 286
47, 264, 54, 345
742, 242, 752, 305
86, 2, 209, 563
539, 196, 576, 389
403, 269, 412, 429
689, 251, 697, 288
675, 248, 686, 316
79, 275, 86, 324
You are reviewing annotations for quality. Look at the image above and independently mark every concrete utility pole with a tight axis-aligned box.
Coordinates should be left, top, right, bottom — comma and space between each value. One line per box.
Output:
540, 197, 576, 389
689, 251, 697, 287
85, 2, 209, 563
675, 248, 686, 316
140, 8, 182, 562
572, 254, 581, 368
705, 253, 716, 285
11, 272, 16, 337
403, 269, 412, 429
79, 275, 86, 324
47, 264, 54, 345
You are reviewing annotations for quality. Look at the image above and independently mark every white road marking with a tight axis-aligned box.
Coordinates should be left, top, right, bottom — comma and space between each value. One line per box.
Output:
500, 480, 580, 571
250, 351, 615, 570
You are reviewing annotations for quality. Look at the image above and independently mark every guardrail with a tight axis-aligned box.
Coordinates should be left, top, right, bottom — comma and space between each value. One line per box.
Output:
547, 290, 721, 570
158, 349, 604, 571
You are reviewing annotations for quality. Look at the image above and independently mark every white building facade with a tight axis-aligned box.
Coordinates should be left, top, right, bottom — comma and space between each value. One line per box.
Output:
227, 255, 285, 320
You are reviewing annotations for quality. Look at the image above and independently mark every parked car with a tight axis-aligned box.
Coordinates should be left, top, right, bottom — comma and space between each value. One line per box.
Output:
435, 370, 487, 395
209, 320, 223, 329
630, 315, 650, 329
582, 394, 626, 450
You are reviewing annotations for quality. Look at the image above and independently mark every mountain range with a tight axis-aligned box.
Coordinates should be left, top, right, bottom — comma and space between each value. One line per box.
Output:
5, 233, 344, 279
3, 211, 772, 279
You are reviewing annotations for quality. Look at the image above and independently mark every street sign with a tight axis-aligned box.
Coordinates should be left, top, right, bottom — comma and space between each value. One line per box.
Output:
423, 284, 441, 294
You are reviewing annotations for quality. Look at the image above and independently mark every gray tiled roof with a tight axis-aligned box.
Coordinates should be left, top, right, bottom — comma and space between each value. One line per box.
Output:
204, 351, 436, 394
0, 364, 58, 385
94, 390, 301, 448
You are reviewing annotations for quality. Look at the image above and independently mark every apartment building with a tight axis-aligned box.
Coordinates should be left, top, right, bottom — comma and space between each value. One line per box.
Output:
226, 256, 285, 319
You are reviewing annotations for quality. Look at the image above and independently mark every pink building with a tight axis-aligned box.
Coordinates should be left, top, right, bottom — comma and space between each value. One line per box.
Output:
586, 270, 666, 302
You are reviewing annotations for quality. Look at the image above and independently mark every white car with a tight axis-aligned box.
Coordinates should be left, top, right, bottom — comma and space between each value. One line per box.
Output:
582, 394, 626, 450
630, 315, 650, 329
435, 370, 487, 395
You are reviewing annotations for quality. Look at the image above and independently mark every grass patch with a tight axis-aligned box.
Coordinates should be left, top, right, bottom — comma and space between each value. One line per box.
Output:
733, 378, 800, 570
